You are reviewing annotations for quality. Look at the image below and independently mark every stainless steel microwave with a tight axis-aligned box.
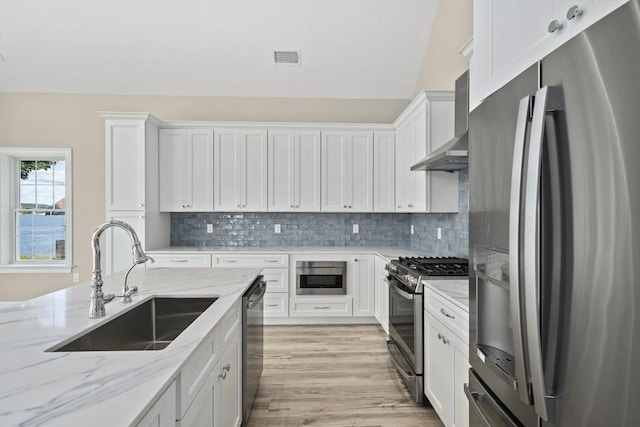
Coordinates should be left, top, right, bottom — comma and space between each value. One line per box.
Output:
295, 261, 347, 296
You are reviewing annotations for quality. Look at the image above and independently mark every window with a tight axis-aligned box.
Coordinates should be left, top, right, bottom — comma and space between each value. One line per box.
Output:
0, 148, 72, 273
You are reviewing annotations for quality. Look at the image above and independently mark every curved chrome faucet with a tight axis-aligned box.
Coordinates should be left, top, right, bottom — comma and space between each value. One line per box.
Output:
89, 220, 153, 318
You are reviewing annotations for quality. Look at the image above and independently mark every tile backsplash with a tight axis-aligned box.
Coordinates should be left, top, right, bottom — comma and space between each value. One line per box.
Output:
171, 212, 412, 247
170, 169, 468, 256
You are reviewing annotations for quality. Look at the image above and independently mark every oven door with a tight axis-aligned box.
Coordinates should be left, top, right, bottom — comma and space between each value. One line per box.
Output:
386, 275, 423, 373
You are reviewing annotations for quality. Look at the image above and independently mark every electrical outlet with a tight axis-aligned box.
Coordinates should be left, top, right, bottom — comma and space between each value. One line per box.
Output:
353, 224, 359, 233
437, 227, 442, 240
73, 273, 80, 283
275, 224, 281, 233
206, 224, 213, 233
411, 225, 414, 234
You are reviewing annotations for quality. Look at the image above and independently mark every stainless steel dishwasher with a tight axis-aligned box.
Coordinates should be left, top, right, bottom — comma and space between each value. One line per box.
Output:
242, 276, 265, 423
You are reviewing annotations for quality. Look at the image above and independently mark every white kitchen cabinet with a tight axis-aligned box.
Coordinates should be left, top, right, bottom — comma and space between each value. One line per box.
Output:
321, 131, 374, 212
136, 381, 176, 427
350, 254, 375, 317
214, 128, 268, 212
373, 131, 396, 212
373, 255, 389, 333
159, 128, 214, 212
268, 129, 321, 212
146, 252, 213, 268
103, 113, 160, 212
472, 0, 627, 106
394, 92, 458, 213
424, 288, 470, 427
290, 297, 353, 317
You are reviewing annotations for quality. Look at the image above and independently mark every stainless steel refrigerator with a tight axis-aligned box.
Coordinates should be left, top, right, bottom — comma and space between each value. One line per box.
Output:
467, 1, 640, 426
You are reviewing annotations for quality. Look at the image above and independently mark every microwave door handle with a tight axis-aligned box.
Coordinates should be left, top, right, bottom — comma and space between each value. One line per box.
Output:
509, 95, 533, 405
523, 85, 563, 421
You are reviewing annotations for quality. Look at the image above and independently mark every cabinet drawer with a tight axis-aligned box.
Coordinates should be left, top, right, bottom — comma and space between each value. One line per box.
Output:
290, 298, 353, 317
263, 294, 289, 317
212, 253, 288, 268
425, 289, 469, 343
147, 253, 212, 268
176, 326, 220, 419
261, 268, 289, 293
220, 300, 241, 348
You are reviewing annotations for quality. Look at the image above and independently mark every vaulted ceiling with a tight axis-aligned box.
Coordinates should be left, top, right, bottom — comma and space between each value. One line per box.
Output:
0, 0, 441, 99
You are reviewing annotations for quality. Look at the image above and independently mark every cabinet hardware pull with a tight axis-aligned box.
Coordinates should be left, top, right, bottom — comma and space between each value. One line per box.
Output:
266, 304, 279, 307
566, 5, 582, 20
440, 308, 455, 319
291, 205, 295, 208
266, 260, 279, 263
266, 279, 278, 282
348, 205, 352, 208
170, 259, 188, 263
218, 363, 231, 380
225, 260, 237, 263
408, 204, 414, 208
548, 19, 563, 33
398, 205, 401, 208
296, 205, 300, 208
314, 306, 331, 309
139, 203, 144, 207
344, 205, 348, 208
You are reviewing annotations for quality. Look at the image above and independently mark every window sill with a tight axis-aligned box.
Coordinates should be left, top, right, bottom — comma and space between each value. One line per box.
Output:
0, 264, 72, 274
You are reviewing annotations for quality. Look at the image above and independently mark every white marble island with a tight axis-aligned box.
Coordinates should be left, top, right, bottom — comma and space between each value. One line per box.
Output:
0, 267, 261, 427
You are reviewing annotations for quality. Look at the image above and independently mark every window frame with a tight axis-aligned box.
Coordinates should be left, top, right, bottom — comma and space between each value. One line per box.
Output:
0, 147, 73, 273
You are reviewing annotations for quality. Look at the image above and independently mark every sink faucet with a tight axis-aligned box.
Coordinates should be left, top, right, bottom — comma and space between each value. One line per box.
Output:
89, 220, 153, 319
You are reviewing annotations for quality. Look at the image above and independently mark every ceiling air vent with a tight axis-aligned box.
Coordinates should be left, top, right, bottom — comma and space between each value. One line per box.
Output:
273, 50, 301, 66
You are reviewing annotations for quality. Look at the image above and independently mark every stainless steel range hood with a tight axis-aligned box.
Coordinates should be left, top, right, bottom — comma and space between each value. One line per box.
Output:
411, 71, 469, 172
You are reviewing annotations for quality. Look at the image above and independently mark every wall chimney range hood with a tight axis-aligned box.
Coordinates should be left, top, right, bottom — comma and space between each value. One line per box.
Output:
411, 71, 469, 172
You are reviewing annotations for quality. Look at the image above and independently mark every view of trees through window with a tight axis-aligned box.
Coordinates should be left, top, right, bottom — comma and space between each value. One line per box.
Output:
16, 160, 67, 262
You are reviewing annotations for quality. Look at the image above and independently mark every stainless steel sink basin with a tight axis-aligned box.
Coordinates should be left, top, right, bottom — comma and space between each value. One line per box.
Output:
50, 297, 217, 352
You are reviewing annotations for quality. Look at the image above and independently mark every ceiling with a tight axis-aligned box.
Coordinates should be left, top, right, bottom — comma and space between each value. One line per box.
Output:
0, 0, 440, 99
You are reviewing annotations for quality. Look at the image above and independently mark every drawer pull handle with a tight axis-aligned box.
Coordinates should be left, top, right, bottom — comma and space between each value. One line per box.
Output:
440, 308, 455, 319
170, 259, 188, 263
266, 260, 279, 263
266, 304, 280, 307
314, 306, 331, 310
266, 279, 279, 282
224, 260, 237, 263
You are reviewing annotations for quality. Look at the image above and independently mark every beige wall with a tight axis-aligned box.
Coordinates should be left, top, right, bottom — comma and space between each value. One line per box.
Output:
414, 0, 473, 93
0, 94, 409, 300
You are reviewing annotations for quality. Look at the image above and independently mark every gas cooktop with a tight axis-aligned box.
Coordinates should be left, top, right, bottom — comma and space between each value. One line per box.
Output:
387, 256, 469, 292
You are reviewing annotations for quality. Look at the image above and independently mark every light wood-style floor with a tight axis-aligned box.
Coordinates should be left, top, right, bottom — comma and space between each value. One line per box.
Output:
244, 324, 444, 427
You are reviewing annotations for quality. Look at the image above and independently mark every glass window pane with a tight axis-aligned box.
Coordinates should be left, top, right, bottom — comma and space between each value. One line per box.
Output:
19, 184, 36, 208
18, 235, 34, 260
54, 236, 66, 260
53, 186, 66, 208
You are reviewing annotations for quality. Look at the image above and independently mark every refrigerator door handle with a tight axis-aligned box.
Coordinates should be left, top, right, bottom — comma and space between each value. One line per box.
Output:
509, 95, 533, 406
523, 85, 563, 421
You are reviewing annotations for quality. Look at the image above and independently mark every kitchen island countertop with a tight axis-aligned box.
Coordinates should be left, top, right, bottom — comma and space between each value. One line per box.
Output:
0, 267, 261, 427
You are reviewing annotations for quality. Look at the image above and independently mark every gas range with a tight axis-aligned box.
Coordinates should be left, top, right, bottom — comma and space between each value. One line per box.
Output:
386, 256, 469, 293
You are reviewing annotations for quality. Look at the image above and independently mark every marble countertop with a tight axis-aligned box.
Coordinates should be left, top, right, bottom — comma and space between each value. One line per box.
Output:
0, 267, 261, 427
149, 245, 434, 262
424, 279, 469, 312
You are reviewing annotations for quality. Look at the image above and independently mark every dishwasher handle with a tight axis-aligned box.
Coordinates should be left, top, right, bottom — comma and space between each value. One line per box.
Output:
246, 279, 266, 309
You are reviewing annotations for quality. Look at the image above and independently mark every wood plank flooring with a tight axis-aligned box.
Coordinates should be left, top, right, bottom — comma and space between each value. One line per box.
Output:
244, 324, 444, 427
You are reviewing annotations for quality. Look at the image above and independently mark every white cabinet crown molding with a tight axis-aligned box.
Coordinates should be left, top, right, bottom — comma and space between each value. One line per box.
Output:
98, 111, 163, 127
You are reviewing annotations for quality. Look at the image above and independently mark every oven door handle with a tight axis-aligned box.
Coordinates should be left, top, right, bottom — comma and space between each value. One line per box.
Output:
385, 277, 414, 300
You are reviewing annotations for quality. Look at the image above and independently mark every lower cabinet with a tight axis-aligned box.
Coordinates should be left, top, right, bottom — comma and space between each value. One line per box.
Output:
373, 255, 389, 333
290, 297, 353, 317
424, 291, 469, 427
350, 255, 375, 317
137, 381, 177, 427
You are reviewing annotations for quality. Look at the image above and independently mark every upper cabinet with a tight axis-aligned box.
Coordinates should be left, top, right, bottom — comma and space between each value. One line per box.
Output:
268, 129, 321, 212
373, 131, 396, 212
321, 131, 374, 212
159, 128, 214, 212
472, 0, 628, 106
214, 128, 268, 212
394, 92, 458, 213
104, 113, 160, 211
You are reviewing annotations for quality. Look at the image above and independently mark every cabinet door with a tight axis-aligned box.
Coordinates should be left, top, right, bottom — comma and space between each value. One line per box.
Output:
105, 119, 147, 211
242, 130, 268, 211
214, 129, 242, 211
347, 132, 374, 212
188, 129, 214, 211
178, 370, 216, 427
295, 130, 321, 211
159, 129, 188, 211
374, 255, 389, 333
373, 131, 395, 212
217, 330, 242, 427
268, 130, 295, 211
425, 312, 454, 427
104, 211, 146, 275
137, 381, 176, 427
473, 0, 567, 104
396, 105, 427, 212
351, 255, 375, 317
321, 131, 348, 212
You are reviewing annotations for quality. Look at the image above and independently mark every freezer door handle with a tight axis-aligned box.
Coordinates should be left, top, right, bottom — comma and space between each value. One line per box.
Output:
465, 377, 520, 427
464, 383, 492, 427
509, 94, 533, 406
523, 85, 563, 421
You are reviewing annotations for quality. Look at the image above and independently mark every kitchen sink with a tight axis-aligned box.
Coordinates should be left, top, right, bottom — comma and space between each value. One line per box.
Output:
49, 297, 217, 352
